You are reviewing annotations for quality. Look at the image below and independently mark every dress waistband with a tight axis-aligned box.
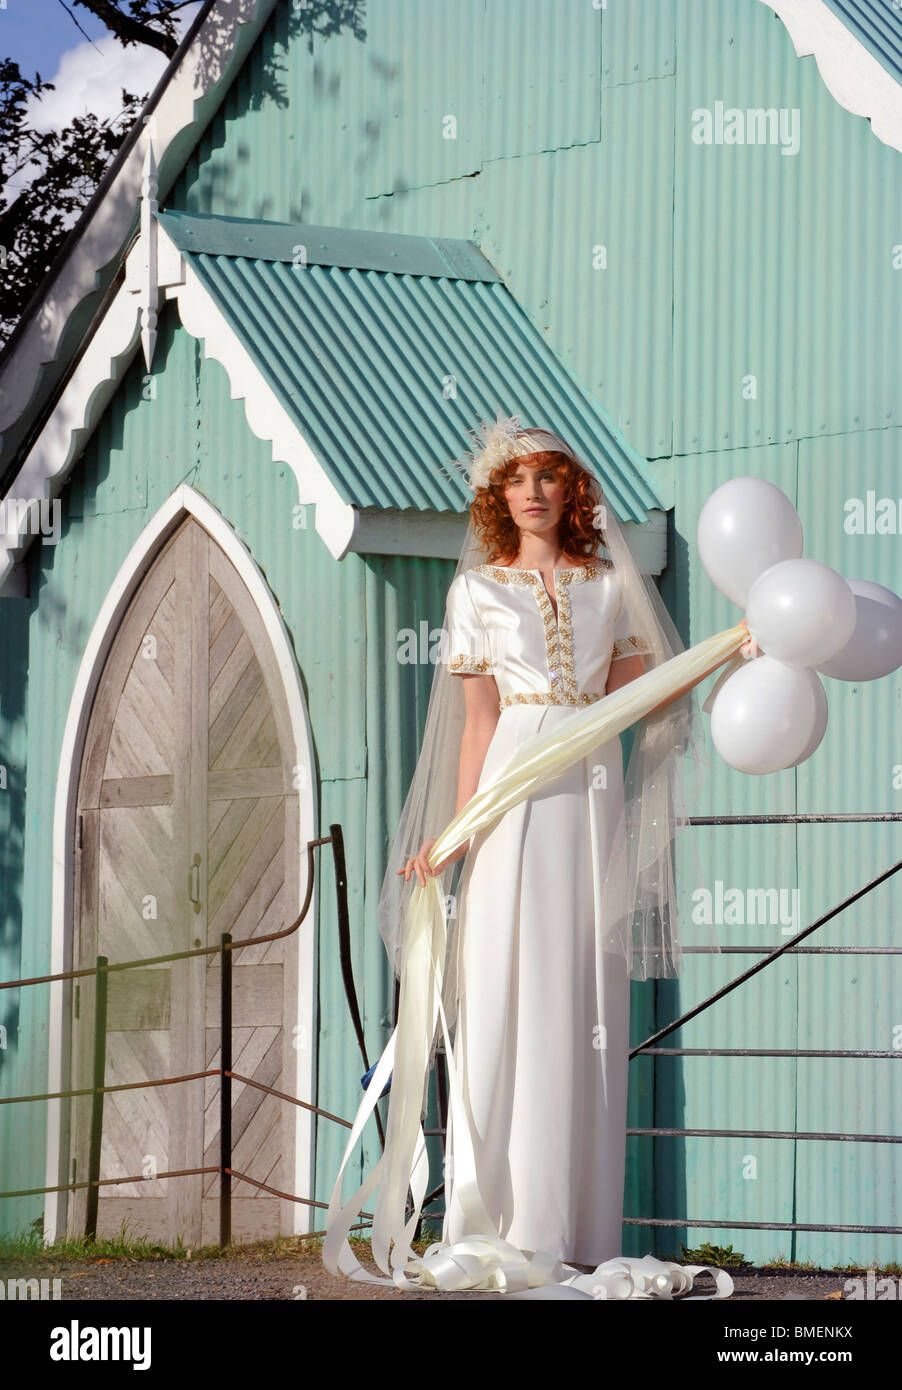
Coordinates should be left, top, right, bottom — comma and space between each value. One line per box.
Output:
499, 691, 603, 711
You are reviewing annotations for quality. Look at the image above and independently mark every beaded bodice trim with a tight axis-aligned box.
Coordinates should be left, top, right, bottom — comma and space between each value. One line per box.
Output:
470, 562, 610, 701
498, 690, 604, 710
611, 633, 651, 660
449, 652, 493, 673
446, 560, 651, 697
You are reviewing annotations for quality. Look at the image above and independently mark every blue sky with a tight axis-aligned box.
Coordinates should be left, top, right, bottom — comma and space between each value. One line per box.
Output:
3, 0, 111, 78
2, 0, 202, 128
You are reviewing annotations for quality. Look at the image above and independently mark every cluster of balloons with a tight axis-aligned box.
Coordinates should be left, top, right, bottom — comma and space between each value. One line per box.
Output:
697, 477, 902, 775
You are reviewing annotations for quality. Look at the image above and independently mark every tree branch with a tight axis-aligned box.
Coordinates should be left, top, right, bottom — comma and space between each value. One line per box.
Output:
54, 0, 102, 48
71, 0, 179, 58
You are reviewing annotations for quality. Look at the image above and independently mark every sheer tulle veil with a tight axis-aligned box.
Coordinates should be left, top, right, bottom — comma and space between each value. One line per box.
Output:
376, 412, 717, 1049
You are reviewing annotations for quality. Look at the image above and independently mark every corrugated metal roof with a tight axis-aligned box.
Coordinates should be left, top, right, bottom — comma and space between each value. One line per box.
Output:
156, 209, 663, 523
821, 0, 902, 89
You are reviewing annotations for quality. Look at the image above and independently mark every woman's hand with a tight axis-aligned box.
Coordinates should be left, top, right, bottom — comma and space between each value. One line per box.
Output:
398, 837, 469, 887
645, 617, 763, 718
738, 617, 762, 660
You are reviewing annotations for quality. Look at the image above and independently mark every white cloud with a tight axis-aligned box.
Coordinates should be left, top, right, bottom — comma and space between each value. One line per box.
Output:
27, 7, 203, 132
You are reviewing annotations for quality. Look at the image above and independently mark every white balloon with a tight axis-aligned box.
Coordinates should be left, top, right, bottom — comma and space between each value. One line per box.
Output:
745, 559, 856, 668
697, 477, 803, 608
815, 579, 902, 682
785, 670, 829, 768
710, 657, 827, 774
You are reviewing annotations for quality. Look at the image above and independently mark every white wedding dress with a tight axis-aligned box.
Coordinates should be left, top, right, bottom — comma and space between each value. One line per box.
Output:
440, 558, 647, 1267
321, 556, 735, 1298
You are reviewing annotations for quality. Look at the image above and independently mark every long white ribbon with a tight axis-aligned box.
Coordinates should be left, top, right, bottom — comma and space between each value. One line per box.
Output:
322, 623, 746, 1298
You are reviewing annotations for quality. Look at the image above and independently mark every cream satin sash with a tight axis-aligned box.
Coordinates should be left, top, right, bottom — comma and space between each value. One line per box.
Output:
322, 623, 747, 1299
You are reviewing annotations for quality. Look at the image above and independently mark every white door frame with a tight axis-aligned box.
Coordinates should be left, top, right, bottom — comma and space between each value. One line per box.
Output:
44, 484, 318, 1240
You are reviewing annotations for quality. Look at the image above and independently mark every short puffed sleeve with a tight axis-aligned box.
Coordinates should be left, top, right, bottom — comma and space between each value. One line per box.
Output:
610, 570, 653, 662
444, 573, 493, 675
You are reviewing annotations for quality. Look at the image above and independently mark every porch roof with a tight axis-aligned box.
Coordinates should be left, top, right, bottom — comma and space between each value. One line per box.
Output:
157, 208, 663, 524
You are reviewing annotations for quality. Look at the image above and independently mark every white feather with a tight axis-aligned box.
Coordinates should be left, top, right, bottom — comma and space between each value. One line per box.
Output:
449, 411, 528, 492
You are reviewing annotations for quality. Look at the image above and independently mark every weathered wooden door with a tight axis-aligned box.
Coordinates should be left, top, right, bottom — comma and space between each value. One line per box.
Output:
69, 516, 300, 1245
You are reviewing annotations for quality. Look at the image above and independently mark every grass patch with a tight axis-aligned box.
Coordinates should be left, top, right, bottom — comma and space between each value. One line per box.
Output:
660, 1242, 748, 1269
0, 1225, 196, 1263
0, 1221, 444, 1265
7, 1220, 894, 1278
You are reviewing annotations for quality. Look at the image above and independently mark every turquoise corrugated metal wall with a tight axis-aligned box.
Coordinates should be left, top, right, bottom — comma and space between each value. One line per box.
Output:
667, 446, 803, 1266
170, 0, 902, 460
165, 0, 902, 1262
0, 299, 452, 1237
668, 1, 902, 1266
793, 428, 902, 1266
668, 432, 902, 1267
674, 2, 900, 454
0, 595, 30, 1238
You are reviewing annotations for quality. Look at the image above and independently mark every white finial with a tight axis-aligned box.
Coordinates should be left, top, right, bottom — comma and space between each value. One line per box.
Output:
139, 137, 159, 370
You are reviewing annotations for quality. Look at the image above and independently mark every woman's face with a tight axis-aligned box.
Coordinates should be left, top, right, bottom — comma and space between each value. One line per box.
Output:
502, 458, 565, 539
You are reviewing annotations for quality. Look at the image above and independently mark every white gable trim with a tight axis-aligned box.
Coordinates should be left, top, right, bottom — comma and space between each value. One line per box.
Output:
171, 249, 358, 558
44, 483, 319, 1241
0, 221, 361, 591
0, 0, 279, 438
0, 284, 143, 594
760, 0, 902, 156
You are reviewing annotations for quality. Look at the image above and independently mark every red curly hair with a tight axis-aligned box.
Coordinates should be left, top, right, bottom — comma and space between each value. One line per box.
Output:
470, 450, 606, 565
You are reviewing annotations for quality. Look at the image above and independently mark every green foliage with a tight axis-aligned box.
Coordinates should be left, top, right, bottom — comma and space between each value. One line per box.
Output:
677, 1241, 747, 1269
0, 59, 143, 346
0, 2, 186, 346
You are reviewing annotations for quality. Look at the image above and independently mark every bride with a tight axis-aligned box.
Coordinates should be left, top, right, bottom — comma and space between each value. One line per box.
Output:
324, 415, 756, 1298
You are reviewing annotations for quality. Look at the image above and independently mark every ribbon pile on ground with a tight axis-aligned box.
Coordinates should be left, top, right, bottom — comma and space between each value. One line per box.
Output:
322, 621, 747, 1299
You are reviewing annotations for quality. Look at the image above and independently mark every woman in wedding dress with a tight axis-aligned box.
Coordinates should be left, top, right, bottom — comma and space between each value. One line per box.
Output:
399, 430, 757, 1275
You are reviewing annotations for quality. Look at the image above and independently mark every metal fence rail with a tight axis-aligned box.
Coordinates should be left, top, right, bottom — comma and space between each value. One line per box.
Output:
0, 826, 379, 1246
0, 814, 899, 1254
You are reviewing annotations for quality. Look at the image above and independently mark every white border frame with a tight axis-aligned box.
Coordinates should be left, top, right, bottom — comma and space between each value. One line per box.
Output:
43, 484, 318, 1240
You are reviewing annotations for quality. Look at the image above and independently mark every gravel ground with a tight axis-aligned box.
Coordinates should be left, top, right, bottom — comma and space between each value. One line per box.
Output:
0, 1248, 875, 1301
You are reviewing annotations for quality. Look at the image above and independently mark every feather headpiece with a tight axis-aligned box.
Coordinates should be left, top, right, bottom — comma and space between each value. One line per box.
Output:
450, 411, 572, 492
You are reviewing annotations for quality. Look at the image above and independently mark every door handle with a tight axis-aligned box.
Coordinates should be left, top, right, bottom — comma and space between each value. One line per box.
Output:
189, 853, 202, 915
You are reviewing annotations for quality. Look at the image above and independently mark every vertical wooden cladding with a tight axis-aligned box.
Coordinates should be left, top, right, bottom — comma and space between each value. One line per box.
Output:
70, 517, 300, 1245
